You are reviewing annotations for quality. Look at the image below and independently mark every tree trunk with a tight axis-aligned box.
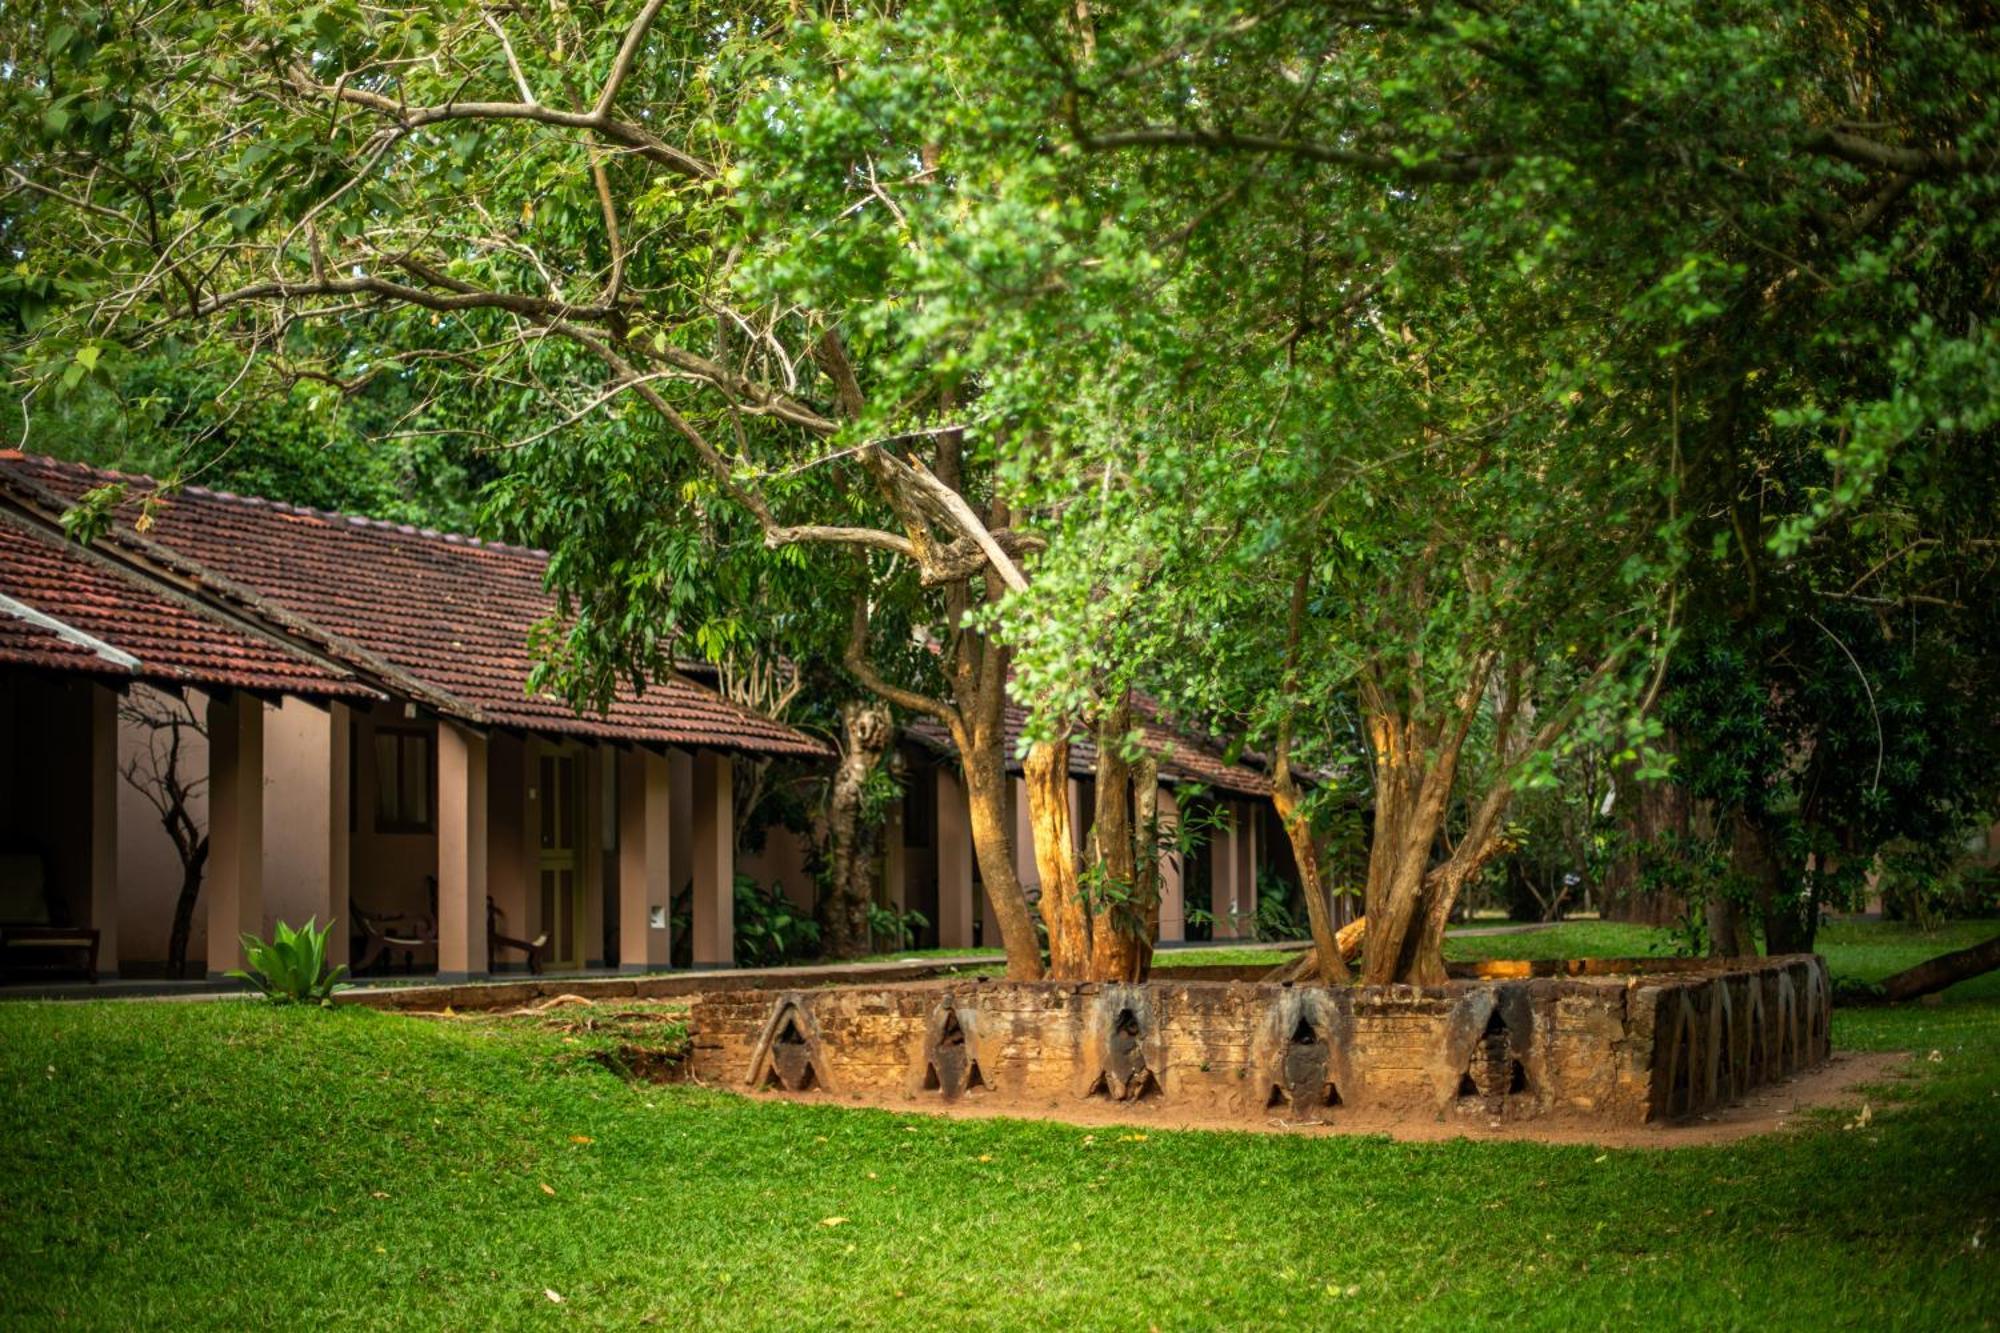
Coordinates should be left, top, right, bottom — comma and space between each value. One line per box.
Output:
822, 700, 892, 959
1358, 725, 1461, 986
1085, 696, 1150, 983
1273, 577, 1348, 984
1131, 755, 1161, 980
1268, 915, 1369, 982
1272, 764, 1348, 985
167, 837, 209, 980
1599, 748, 1690, 926
1705, 896, 1755, 958
962, 734, 1044, 980
1737, 810, 1815, 955
950, 623, 1045, 981
1025, 738, 1090, 977
1875, 934, 2000, 1003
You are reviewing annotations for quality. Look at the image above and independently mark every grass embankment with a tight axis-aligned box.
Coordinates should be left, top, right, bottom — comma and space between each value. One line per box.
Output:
2, 921, 1996, 1329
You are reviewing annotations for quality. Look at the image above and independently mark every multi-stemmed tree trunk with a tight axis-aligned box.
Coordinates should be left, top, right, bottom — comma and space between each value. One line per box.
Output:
1025, 692, 1166, 981
1356, 645, 1628, 985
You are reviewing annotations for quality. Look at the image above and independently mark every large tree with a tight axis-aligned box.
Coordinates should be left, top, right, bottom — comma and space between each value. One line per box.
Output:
818, 0, 2000, 982
0, 0, 1067, 977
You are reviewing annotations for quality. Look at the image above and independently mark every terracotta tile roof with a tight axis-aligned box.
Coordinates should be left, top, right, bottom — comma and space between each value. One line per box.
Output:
0, 454, 827, 758
906, 695, 1274, 798
0, 508, 377, 698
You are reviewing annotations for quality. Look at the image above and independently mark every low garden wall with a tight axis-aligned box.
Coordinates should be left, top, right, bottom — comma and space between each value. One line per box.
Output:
689, 955, 1831, 1125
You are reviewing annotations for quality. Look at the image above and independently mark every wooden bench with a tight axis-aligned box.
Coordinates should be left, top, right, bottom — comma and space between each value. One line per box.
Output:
0, 853, 100, 982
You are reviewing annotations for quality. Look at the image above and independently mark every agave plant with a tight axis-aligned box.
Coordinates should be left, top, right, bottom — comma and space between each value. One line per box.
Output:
228, 917, 350, 1005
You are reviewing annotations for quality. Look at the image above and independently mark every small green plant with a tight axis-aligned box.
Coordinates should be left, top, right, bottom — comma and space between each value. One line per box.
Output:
228, 917, 350, 1004
731, 874, 821, 967
866, 902, 930, 953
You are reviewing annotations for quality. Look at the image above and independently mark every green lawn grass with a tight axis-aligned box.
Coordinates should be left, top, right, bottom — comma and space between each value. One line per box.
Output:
3, 922, 1996, 1329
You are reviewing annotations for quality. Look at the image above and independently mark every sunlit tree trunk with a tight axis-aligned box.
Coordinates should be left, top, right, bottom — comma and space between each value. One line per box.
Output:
1025, 738, 1090, 977
961, 693, 1045, 980
1274, 575, 1349, 984
1085, 694, 1151, 982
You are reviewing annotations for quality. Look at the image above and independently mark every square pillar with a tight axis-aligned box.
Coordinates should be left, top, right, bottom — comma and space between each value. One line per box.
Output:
1237, 801, 1259, 933
978, 862, 1003, 951
326, 703, 352, 969
1210, 801, 1240, 940
1010, 776, 1038, 896
690, 750, 734, 967
437, 721, 489, 981
87, 684, 119, 977
1155, 786, 1184, 944
882, 797, 906, 913
935, 765, 975, 948
206, 693, 265, 979
618, 747, 672, 972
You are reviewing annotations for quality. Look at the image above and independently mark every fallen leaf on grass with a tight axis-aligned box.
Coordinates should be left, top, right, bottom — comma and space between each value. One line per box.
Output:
540, 1182, 557, 1196
1117, 1134, 1148, 1143
371, 1191, 390, 1200
570, 1135, 594, 1145
545, 1289, 563, 1304
819, 1216, 849, 1228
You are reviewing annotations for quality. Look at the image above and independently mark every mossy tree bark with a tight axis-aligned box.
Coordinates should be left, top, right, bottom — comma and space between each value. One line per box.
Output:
822, 700, 893, 959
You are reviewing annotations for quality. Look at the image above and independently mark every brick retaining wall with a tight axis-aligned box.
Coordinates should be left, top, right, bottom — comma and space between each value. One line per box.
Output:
690, 955, 1831, 1125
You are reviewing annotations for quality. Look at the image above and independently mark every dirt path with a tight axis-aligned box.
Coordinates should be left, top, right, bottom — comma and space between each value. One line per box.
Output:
716, 1049, 1912, 1149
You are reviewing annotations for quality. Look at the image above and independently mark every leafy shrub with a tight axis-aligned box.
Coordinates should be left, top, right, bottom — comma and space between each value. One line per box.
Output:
867, 902, 930, 953
670, 876, 822, 967
228, 917, 349, 1004
1250, 869, 1311, 942
732, 874, 821, 967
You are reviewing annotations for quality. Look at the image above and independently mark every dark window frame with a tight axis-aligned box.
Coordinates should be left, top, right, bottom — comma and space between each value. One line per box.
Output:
373, 727, 437, 835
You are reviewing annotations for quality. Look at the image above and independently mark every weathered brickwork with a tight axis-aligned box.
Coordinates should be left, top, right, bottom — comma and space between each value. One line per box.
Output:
690, 955, 1832, 1126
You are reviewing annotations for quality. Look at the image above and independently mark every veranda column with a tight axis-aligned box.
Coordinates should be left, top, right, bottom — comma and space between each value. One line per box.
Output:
1155, 785, 1184, 945
326, 702, 352, 969
1210, 801, 1240, 940
1237, 801, 1259, 932
882, 797, 906, 913
1010, 776, 1038, 897
205, 692, 264, 979
935, 765, 975, 948
437, 721, 490, 981
87, 683, 118, 977
618, 747, 672, 972
689, 750, 734, 967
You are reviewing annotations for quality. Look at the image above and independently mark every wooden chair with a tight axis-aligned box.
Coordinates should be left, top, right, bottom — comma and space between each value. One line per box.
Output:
0, 853, 100, 982
350, 882, 438, 975
488, 898, 548, 975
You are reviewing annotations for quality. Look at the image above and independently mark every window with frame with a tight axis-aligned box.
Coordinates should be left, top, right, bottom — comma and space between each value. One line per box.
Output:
373, 728, 435, 833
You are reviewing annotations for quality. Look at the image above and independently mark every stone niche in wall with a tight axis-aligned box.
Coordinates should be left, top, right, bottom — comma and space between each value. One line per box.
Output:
691, 955, 1833, 1127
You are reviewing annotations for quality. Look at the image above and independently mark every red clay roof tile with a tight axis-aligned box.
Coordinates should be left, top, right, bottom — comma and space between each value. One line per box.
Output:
0, 454, 826, 757
0, 509, 376, 697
